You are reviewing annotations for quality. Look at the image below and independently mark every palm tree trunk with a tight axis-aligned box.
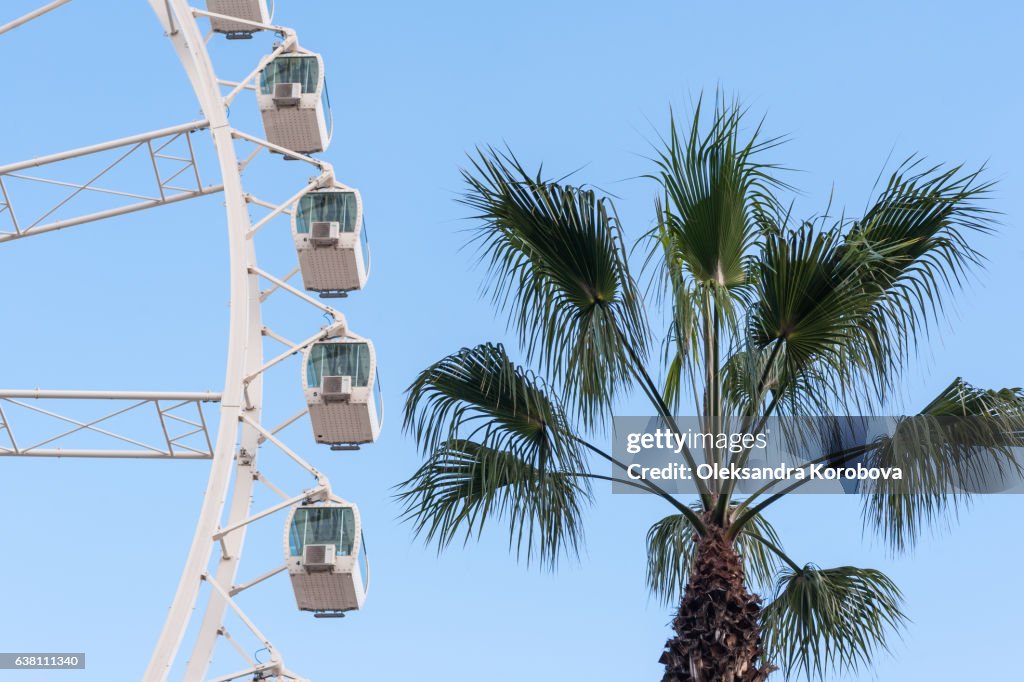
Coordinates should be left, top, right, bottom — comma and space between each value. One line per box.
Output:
659, 521, 775, 682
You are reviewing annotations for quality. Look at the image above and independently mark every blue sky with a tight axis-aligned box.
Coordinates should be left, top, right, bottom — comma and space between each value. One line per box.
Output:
1, 1, 1022, 680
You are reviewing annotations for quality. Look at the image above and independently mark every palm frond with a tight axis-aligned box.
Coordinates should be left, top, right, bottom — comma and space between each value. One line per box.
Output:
646, 101, 788, 411
862, 378, 1024, 552
761, 564, 907, 680
840, 159, 994, 370
752, 224, 879, 411
748, 161, 994, 415
649, 99, 787, 290
404, 342, 585, 476
460, 149, 647, 425
401, 343, 592, 566
397, 439, 589, 567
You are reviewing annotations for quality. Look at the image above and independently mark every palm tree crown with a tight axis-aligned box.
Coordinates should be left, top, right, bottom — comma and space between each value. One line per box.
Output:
398, 98, 1024, 680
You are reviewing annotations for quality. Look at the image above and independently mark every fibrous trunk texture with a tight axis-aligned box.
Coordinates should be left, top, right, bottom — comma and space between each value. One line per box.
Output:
659, 522, 774, 682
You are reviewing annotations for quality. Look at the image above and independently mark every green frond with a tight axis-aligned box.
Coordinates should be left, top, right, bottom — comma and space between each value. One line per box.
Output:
862, 378, 1024, 552
404, 342, 585, 476
721, 341, 784, 416
841, 158, 994, 366
761, 564, 907, 680
748, 161, 995, 414
460, 149, 648, 425
397, 439, 590, 567
649, 99, 787, 290
645, 101, 789, 411
401, 343, 591, 567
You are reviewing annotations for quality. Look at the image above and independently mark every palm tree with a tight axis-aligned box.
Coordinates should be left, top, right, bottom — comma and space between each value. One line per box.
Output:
398, 99, 1024, 680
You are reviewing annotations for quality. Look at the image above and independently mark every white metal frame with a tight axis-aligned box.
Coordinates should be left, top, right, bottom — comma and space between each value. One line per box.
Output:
0, 120, 221, 243
0, 390, 218, 458
1, 2, 366, 680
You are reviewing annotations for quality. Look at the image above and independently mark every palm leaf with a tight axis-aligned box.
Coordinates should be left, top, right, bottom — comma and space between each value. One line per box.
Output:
748, 161, 994, 414
839, 159, 994, 368
404, 342, 585, 476
646, 101, 788, 411
761, 564, 907, 679
751, 223, 880, 412
401, 343, 590, 566
650, 99, 786, 290
460, 149, 647, 424
397, 439, 589, 567
862, 378, 1024, 552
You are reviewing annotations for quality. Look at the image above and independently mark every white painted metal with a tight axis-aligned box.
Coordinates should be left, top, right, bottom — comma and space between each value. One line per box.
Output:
255, 52, 330, 154
0, 389, 219, 400
232, 128, 327, 167
0, 0, 73, 36
303, 337, 381, 446
0, 449, 213, 459
292, 186, 368, 294
247, 173, 329, 238
205, 0, 269, 36
143, 1, 260, 679
0, 392, 218, 459
0, 120, 208, 174
284, 499, 367, 613
0, 120, 220, 243
3, 2, 370, 679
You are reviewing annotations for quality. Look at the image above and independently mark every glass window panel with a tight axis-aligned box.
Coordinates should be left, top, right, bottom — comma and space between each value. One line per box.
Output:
289, 507, 356, 556
259, 56, 320, 95
307, 342, 371, 388
295, 192, 358, 234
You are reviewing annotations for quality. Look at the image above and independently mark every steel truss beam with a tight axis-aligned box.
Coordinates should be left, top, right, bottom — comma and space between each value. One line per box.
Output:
0, 121, 222, 243
0, 390, 219, 459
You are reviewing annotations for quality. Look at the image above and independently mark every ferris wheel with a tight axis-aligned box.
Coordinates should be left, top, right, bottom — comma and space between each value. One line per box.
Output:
0, 2, 380, 680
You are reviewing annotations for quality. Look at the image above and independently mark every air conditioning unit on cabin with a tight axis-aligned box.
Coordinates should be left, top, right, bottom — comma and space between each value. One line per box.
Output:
310, 221, 340, 247
302, 544, 336, 572
321, 375, 352, 403
273, 82, 302, 106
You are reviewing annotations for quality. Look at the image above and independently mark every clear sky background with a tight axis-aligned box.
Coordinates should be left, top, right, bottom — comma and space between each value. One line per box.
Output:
1, 1, 1022, 680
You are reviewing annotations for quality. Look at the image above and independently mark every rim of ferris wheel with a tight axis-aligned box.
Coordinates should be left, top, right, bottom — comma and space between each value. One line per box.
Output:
292, 185, 369, 296
204, 0, 271, 39
283, 497, 368, 614
256, 51, 331, 156
303, 337, 382, 448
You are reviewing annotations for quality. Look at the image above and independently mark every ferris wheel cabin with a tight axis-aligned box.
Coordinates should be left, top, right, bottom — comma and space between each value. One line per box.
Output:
303, 338, 380, 447
293, 188, 367, 295
285, 501, 366, 615
205, 1, 269, 38
257, 53, 330, 155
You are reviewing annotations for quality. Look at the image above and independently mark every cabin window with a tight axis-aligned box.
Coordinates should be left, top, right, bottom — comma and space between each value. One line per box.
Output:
295, 192, 358, 234
260, 56, 320, 94
307, 343, 371, 388
289, 507, 356, 556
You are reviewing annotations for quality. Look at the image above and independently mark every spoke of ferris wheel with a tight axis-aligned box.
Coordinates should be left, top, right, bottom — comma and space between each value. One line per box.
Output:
201, 573, 280, 668
246, 174, 330, 238
249, 265, 341, 319
220, 37, 297, 107
231, 128, 332, 170
0, 0, 73, 36
0, 120, 222, 243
